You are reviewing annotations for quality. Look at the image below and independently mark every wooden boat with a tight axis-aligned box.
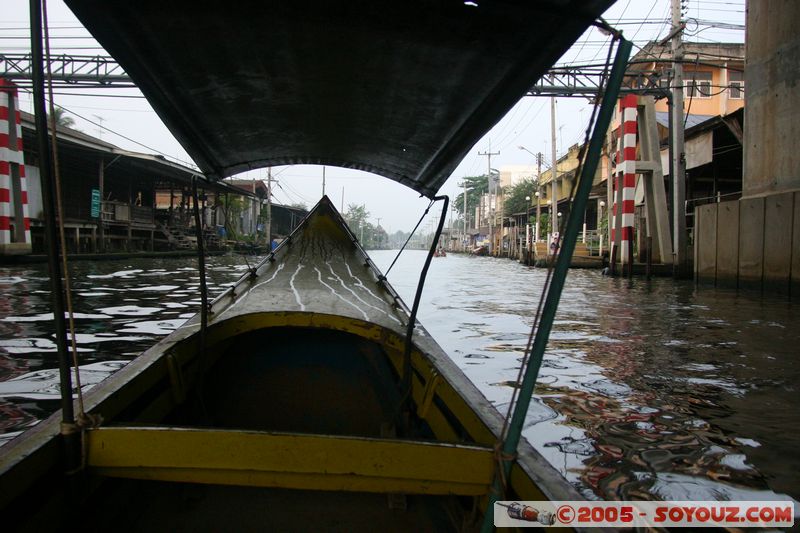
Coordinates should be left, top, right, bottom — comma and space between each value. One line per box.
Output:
471, 245, 489, 257
1, 0, 624, 529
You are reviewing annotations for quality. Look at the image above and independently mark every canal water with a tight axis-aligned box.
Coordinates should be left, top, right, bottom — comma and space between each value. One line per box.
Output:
0, 251, 797, 504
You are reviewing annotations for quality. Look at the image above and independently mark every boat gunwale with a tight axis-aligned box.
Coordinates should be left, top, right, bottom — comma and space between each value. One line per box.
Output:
0, 307, 582, 508
207, 196, 413, 324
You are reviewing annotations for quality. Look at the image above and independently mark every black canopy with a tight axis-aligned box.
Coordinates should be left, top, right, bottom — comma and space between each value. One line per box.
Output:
64, 0, 613, 197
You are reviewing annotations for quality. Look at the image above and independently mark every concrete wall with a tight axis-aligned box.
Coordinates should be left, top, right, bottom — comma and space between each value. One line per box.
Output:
695, 204, 717, 283
738, 197, 765, 290
694, 193, 800, 296
696, 2, 800, 294
716, 201, 739, 288
743, 0, 800, 196
763, 192, 794, 293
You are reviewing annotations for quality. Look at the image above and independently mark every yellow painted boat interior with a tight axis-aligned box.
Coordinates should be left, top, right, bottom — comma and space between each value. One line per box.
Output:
6, 313, 549, 531
2, 200, 564, 531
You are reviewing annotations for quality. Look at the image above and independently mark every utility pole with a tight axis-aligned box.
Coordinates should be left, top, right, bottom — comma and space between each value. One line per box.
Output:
93, 114, 104, 139
550, 91, 559, 244
478, 148, 499, 254
448, 207, 454, 251
322, 166, 326, 197
266, 167, 272, 250
671, 0, 687, 276
462, 180, 468, 252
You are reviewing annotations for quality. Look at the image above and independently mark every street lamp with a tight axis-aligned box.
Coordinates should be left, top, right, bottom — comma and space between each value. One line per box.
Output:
534, 191, 541, 242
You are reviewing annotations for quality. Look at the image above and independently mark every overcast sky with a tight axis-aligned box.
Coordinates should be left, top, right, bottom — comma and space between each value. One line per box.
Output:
4, 1, 744, 232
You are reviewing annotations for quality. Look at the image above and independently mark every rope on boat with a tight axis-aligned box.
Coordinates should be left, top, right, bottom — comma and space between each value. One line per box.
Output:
42, 0, 100, 431
480, 34, 631, 532
397, 195, 449, 424
382, 197, 435, 279
495, 31, 621, 457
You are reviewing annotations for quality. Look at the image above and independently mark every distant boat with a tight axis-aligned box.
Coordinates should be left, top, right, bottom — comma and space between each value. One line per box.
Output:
471, 245, 489, 256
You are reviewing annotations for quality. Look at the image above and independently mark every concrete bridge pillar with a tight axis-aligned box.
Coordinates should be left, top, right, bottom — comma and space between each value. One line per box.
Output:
743, 0, 800, 197
740, 0, 800, 292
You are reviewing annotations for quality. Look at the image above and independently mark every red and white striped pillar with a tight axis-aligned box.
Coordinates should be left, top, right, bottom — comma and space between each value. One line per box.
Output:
610, 126, 624, 270
618, 94, 637, 266
0, 78, 31, 253
611, 130, 620, 248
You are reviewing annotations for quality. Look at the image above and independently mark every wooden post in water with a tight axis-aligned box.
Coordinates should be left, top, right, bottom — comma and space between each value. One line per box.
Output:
98, 158, 105, 252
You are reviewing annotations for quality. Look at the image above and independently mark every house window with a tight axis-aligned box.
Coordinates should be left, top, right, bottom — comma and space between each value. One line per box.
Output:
729, 69, 744, 99
686, 71, 712, 98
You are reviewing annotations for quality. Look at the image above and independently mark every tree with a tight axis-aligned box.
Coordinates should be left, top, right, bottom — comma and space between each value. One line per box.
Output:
344, 203, 370, 232
372, 225, 388, 249
389, 229, 410, 249
49, 107, 75, 128
503, 177, 538, 216
219, 194, 245, 239
452, 175, 488, 217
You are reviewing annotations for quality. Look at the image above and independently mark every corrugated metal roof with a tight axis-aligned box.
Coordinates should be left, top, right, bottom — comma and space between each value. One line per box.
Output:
655, 111, 716, 130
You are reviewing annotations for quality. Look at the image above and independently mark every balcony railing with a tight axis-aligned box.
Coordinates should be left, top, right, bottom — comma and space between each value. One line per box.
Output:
101, 201, 154, 225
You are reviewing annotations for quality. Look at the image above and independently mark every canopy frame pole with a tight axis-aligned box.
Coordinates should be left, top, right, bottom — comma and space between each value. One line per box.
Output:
191, 176, 209, 361
29, 0, 78, 452
399, 195, 449, 423
480, 37, 631, 531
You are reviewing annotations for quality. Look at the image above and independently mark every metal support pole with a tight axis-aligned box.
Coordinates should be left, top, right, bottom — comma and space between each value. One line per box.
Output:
671, 0, 687, 276
400, 195, 449, 415
480, 37, 631, 532
266, 167, 272, 250
29, 0, 81, 479
29, 0, 74, 427
192, 177, 208, 360
551, 92, 558, 233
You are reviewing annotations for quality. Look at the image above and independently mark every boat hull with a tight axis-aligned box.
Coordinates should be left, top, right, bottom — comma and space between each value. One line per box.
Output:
0, 198, 582, 530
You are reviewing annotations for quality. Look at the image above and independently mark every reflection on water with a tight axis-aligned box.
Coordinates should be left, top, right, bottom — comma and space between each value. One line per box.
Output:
0, 256, 258, 446
370, 250, 798, 503
0, 251, 798, 504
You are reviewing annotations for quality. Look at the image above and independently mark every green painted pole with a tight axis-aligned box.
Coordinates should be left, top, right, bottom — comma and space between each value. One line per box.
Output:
480, 37, 632, 532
